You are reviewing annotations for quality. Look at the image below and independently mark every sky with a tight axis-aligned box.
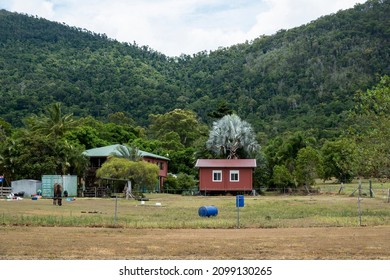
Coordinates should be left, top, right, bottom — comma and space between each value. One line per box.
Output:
0, 0, 367, 57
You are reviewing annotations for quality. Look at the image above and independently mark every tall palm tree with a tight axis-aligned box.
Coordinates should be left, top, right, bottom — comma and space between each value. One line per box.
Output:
111, 144, 143, 161
25, 102, 75, 138
206, 114, 259, 159
0, 138, 17, 179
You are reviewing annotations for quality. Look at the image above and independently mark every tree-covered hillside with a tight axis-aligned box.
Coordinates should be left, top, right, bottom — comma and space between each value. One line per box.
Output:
180, 0, 390, 138
0, 0, 389, 137
0, 9, 181, 126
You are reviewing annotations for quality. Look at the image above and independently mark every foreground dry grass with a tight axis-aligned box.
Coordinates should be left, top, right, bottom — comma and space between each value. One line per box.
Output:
1, 226, 389, 260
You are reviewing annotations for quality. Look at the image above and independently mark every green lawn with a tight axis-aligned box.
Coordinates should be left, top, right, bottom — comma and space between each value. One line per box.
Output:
1, 188, 389, 228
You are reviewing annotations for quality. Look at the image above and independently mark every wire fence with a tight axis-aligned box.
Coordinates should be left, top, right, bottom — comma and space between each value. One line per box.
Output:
316, 179, 390, 202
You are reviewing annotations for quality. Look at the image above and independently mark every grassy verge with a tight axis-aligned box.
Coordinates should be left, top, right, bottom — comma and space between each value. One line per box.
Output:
1, 190, 389, 228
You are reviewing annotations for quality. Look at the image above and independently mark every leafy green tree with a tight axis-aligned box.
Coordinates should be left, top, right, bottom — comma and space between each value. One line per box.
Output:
0, 118, 12, 142
65, 116, 143, 149
263, 131, 317, 189
176, 173, 197, 193
149, 109, 207, 148
99, 122, 140, 145
294, 147, 321, 187
96, 157, 159, 192
56, 139, 89, 176
207, 100, 234, 119
158, 131, 185, 151
206, 114, 259, 159
320, 138, 358, 183
349, 75, 390, 178
272, 165, 295, 192
0, 129, 87, 180
354, 75, 390, 116
252, 151, 270, 192
64, 125, 109, 149
108, 112, 136, 126
167, 147, 197, 175
0, 138, 17, 180
130, 138, 166, 155
0, 103, 87, 180
162, 174, 179, 193
276, 132, 313, 167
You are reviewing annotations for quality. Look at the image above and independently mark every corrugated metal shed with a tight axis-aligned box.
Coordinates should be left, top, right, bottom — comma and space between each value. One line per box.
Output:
62, 175, 78, 196
41, 175, 62, 197
41, 175, 78, 197
11, 180, 42, 197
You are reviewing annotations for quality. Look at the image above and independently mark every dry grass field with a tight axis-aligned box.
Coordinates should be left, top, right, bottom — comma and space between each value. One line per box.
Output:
0, 189, 389, 260
1, 226, 389, 259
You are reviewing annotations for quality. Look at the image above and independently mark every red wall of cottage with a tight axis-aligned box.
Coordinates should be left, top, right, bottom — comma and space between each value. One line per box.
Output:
143, 156, 168, 178
90, 156, 168, 191
198, 167, 253, 192
143, 156, 169, 191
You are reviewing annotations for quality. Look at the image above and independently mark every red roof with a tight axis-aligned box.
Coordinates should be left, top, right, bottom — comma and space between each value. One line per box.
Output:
195, 159, 256, 168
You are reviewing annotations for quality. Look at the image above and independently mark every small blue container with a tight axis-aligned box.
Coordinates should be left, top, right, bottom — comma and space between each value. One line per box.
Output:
198, 205, 218, 217
236, 195, 244, 208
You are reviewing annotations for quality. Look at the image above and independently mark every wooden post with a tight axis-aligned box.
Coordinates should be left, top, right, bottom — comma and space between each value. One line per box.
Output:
0, 175, 3, 196
237, 205, 240, 229
114, 195, 118, 225
369, 180, 374, 198
387, 189, 390, 203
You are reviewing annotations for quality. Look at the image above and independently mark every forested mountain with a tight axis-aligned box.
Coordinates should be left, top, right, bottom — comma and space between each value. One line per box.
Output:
0, 0, 389, 138
181, 0, 390, 139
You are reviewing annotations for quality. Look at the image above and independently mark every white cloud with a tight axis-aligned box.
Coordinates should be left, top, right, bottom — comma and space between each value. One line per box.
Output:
0, 0, 367, 56
248, 0, 366, 38
0, 0, 55, 18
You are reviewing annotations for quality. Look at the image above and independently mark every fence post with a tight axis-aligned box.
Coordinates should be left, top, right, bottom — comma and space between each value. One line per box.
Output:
114, 195, 118, 225
388, 189, 390, 203
369, 180, 373, 198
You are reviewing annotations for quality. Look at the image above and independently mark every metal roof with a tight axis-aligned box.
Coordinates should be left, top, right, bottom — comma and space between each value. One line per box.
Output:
195, 159, 256, 168
83, 144, 169, 161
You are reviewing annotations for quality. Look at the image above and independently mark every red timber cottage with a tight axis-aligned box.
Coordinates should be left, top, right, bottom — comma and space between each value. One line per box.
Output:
83, 144, 169, 197
195, 159, 257, 194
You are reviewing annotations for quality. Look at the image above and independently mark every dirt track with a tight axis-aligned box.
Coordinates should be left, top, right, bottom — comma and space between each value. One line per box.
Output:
0, 226, 389, 259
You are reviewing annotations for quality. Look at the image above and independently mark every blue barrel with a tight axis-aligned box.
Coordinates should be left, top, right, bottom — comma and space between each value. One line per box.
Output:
198, 205, 218, 217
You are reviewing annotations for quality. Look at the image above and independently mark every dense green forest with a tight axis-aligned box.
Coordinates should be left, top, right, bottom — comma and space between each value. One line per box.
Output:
1, 0, 390, 192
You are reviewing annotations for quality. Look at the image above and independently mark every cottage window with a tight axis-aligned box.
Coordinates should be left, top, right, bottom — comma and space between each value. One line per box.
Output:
212, 170, 222, 182
230, 170, 239, 182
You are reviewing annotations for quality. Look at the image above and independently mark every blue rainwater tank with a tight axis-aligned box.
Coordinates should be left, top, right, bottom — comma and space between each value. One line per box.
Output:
198, 205, 218, 217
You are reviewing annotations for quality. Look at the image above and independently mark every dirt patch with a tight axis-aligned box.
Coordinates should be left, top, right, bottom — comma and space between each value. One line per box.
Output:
0, 226, 389, 260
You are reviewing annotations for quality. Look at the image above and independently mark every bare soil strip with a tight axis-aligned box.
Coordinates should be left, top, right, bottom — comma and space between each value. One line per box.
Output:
1, 226, 389, 259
